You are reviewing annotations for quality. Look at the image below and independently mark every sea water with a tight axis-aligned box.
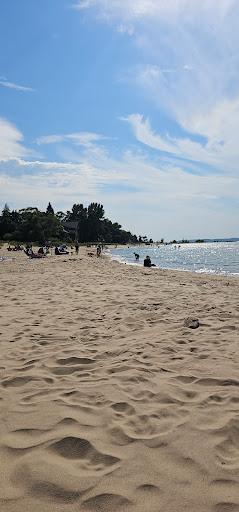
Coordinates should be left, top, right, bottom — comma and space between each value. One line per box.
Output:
109, 242, 239, 276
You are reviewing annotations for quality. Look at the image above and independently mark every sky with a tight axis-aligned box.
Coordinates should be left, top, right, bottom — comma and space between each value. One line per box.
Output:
0, 0, 239, 240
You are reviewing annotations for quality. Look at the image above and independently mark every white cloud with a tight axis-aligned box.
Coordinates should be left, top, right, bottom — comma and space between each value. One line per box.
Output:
1, 151, 239, 239
1, 116, 239, 239
117, 24, 135, 36
35, 135, 65, 145
0, 118, 30, 160
36, 131, 107, 147
122, 114, 219, 166
123, 105, 239, 173
68, 132, 107, 146
74, 0, 239, 175
73, 0, 235, 23
73, 0, 93, 10
0, 79, 34, 92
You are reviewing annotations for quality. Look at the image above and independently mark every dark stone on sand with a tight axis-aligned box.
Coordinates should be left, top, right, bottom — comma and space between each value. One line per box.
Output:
184, 318, 200, 329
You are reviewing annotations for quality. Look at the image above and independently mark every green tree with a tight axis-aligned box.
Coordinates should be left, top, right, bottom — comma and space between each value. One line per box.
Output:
46, 202, 54, 215
0, 202, 140, 245
87, 203, 104, 241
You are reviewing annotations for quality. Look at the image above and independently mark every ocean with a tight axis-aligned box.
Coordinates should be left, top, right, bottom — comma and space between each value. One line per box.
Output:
109, 242, 239, 276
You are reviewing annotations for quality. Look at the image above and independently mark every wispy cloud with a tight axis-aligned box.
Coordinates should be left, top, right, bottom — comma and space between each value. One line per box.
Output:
1, 112, 239, 238
75, 0, 239, 176
1, 150, 239, 238
36, 132, 107, 146
73, 0, 235, 23
0, 79, 34, 92
0, 118, 30, 160
121, 113, 233, 170
73, 0, 93, 10
117, 24, 135, 36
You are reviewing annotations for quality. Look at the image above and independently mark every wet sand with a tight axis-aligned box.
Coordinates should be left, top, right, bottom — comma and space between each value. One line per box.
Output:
0, 247, 239, 512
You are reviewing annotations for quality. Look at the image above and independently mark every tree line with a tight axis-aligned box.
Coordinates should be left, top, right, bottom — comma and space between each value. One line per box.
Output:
0, 202, 141, 244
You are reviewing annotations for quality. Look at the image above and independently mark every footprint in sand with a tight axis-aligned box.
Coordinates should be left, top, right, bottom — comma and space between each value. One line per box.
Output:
137, 483, 161, 495
82, 493, 132, 511
56, 356, 94, 366
111, 402, 135, 415
214, 417, 239, 467
49, 436, 120, 469
214, 503, 239, 512
2, 376, 37, 388
109, 426, 134, 446
197, 378, 239, 387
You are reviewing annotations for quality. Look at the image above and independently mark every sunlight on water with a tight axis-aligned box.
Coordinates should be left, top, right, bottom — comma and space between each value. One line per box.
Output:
109, 242, 239, 276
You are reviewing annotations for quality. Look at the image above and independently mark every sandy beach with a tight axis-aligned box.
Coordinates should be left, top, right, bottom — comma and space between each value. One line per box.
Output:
0, 247, 239, 512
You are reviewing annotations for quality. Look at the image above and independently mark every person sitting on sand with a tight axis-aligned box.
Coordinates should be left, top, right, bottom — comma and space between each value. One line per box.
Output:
144, 255, 152, 267
55, 245, 69, 255
24, 247, 45, 259
25, 246, 33, 257
143, 255, 156, 267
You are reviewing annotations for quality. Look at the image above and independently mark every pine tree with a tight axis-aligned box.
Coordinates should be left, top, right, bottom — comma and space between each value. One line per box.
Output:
46, 202, 54, 215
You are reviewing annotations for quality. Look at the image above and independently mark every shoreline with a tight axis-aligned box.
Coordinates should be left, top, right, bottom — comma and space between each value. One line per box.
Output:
107, 243, 239, 278
0, 247, 239, 511
107, 251, 239, 279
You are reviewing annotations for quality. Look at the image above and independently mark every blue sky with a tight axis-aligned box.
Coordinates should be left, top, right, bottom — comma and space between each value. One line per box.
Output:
1, 0, 239, 239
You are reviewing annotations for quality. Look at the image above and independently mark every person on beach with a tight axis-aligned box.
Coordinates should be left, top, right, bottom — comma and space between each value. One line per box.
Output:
25, 245, 33, 257
144, 255, 152, 267
97, 245, 101, 257
144, 255, 156, 267
134, 252, 139, 261
75, 241, 79, 254
24, 246, 45, 259
55, 246, 69, 255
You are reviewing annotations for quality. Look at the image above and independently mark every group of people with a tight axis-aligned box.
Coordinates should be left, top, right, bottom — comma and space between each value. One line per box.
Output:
23, 242, 81, 259
23, 241, 106, 259
25, 246, 46, 259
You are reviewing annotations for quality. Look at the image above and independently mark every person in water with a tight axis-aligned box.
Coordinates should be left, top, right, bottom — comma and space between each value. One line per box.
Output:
134, 252, 139, 261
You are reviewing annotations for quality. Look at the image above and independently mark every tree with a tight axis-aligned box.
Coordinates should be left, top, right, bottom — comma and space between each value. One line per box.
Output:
87, 203, 104, 241
46, 202, 54, 215
0, 202, 140, 244
56, 211, 66, 221
65, 204, 88, 241
0, 204, 20, 239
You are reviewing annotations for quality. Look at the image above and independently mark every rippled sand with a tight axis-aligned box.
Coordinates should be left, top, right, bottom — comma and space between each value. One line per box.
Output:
0, 247, 239, 512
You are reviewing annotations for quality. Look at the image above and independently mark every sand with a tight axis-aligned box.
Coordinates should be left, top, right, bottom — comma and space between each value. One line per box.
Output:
0, 246, 239, 512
